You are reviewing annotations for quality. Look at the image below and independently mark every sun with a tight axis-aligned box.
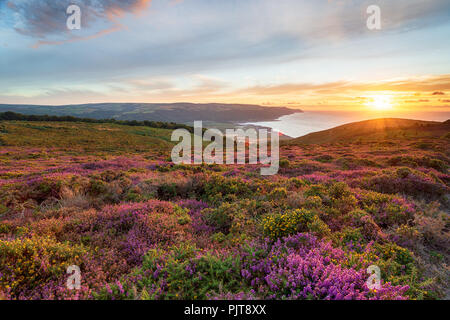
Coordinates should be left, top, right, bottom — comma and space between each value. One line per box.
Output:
365, 95, 394, 111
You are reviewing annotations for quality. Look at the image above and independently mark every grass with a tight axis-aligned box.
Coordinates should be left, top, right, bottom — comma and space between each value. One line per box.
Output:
0, 121, 174, 154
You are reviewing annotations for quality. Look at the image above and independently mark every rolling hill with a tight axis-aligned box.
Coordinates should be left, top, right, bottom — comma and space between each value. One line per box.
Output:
0, 103, 298, 124
287, 118, 450, 145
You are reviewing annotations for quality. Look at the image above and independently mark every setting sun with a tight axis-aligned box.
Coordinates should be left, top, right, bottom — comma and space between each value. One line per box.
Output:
365, 95, 394, 111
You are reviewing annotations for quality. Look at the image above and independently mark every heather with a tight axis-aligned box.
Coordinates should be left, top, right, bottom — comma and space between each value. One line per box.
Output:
0, 120, 448, 300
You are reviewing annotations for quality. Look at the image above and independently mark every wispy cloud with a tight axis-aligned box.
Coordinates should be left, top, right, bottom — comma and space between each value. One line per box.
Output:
238, 75, 450, 96
6, 0, 152, 47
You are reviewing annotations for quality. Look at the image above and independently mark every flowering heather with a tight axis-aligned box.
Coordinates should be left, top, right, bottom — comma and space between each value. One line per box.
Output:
0, 120, 448, 300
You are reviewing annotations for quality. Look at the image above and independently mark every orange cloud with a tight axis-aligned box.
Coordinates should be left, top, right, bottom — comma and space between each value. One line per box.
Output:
238, 75, 450, 96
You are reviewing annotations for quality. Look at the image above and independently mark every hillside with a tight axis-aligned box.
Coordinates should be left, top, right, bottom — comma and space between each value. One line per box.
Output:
0, 120, 174, 155
287, 118, 450, 145
0, 103, 298, 123
0, 118, 449, 300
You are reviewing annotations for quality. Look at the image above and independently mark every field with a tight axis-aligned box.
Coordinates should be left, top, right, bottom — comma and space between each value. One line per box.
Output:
0, 119, 449, 300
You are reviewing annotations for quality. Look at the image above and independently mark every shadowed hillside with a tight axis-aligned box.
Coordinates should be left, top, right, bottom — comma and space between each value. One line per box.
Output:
0, 103, 298, 123
288, 118, 450, 145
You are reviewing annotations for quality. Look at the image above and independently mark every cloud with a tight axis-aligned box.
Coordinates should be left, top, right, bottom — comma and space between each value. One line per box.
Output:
432, 91, 445, 95
6, 0, 151, 46
237, 75, 450, 96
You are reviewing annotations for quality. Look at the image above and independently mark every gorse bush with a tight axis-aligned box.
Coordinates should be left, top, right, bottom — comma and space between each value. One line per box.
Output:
262, 209, 330, 239
203, 174, 256, 204
0, 236, 87, 298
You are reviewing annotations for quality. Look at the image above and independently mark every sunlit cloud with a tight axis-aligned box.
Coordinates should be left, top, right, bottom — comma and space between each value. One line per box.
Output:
4, 0, 152, 47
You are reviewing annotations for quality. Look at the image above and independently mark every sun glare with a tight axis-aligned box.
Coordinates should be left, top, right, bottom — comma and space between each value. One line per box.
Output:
365, 95, 394, 111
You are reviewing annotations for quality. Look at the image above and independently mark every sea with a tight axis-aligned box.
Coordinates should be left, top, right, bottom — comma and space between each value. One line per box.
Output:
241, 110, 450, 138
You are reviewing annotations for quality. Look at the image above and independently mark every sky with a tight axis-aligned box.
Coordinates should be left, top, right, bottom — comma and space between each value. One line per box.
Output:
0, 0, 450, 113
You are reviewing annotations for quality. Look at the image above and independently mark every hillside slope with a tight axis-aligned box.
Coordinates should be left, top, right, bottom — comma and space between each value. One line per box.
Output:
0, 121, 174, 154
0, 103, 298, 123
288, 118, 450, 145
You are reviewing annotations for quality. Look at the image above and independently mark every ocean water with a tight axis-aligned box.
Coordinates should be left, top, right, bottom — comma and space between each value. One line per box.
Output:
242, 111, 450, 138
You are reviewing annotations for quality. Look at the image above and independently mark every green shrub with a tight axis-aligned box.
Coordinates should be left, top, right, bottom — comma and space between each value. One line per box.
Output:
396, 167, 412, 179
339, 227, 365, 246
203, 203, 236, 234
129, 244, 242, 299
279, 158, 290, 168
203, 175, 254, 204
304, 184, 327, 198
375, 243, 433, 299
173, 205, 191, 225
88, 178, 108, 196
329, 182, 352, 199
211, 232, 226, 243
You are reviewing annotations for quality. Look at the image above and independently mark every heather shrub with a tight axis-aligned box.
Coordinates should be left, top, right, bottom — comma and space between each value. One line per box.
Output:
211, 232, 227, 243
346, 209, 383, 241
359, 168, 448, 200
60, 200, 191, 268
422, 157, 447, 172
388, 156, 448, 172
124, 244, 242, 300
335, 157, 379, 170
240, 233, 409, 300
357, 191, 415, 227
387, 156, 417, 168
396, 167, 412, 179
177, 199, 211, 236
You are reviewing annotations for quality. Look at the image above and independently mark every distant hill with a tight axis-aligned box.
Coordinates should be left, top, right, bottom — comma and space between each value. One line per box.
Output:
287, 118, 450, 145
0, 103, 298, 124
